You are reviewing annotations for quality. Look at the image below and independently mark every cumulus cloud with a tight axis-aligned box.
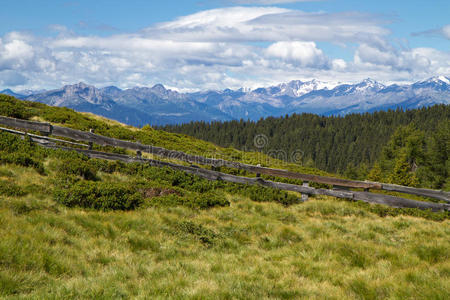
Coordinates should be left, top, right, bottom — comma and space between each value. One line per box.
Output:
266, 41, 329, 68
0, 33, 35, 70
0, 6, 448, 91
353, 43, 450, 79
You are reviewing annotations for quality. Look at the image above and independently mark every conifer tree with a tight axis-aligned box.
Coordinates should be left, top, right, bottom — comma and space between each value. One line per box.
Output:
388, 151, 419, 187
367, 162, 383, 182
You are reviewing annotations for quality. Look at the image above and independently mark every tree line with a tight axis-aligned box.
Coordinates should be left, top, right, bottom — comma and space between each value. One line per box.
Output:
160, 105, 449, 189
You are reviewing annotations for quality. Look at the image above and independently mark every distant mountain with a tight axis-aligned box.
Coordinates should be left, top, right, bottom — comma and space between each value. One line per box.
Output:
2, 76, 449, 126
0, 89, 25, 99
22, 82, 233, 126
189, 77, 449, 119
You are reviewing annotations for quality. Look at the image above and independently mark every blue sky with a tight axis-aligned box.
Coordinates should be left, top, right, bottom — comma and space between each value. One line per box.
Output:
0, 0, 449, 90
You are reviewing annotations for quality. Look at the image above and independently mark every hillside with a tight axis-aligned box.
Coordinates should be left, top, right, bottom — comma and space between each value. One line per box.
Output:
0, 95, 449, 298
0, 94, 337, 177
161, 105, 450, 188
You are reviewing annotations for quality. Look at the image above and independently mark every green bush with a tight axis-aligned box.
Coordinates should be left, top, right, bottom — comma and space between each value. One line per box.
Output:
353, 201, 449, 221
0, 132, 46, 174
48, 151, 98, 180
193, 191, 230, 209
227, 184, 300, 206
0, 180, 27, 197
53, 181, 143, 211
41, 107, 87, 125
138, 165, 301, 206
0, 152, 45, 175
0, 95, 32, 119
52, 158, 98, 180
149, 191, 230, 209
174, 220, 219, 246
0, 132, 37, 154
85, 159, 118, 174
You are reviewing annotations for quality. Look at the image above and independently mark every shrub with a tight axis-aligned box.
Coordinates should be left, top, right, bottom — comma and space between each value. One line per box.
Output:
0, 180, 27, 197
0, 132, 36, 154
49, 156, 98, 181
175, 221, 219, 246
86, 159, 117, 174
41, 107, 82, 125
0, 95, 32, 119
149, 191, 230, 209
0, 152, 45, 175
193, 191, 230, 209
353, 201, 450, 221
53, 181, 143, 211
228, 185, 300, 206
139, 165, 301, 206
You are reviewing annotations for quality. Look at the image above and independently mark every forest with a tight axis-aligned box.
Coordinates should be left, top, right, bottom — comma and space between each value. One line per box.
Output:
161, 105, 450, 190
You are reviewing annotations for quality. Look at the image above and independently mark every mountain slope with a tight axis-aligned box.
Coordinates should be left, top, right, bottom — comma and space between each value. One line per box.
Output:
3, 76, 449, 126
24, 83, 233, 126
191, 77, 449, 119
0, 89, 25, 99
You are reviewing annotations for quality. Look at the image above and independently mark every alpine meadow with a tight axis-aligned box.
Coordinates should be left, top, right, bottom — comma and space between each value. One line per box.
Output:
1, 0, 450, 299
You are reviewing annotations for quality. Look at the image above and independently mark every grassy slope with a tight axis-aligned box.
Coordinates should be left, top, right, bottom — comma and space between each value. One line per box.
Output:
0, 166, 450, 299
1, 165, 449, 299
0, 96, 449, 298
22, 100, 330, 175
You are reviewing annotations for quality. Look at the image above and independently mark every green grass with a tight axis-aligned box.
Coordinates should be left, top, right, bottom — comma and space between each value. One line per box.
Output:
0, 95, 449, 299
0, 161, 448, 299
0, 193, 449, 299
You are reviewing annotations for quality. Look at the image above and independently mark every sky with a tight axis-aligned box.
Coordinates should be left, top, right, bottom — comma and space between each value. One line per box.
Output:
0, 0, 449, 91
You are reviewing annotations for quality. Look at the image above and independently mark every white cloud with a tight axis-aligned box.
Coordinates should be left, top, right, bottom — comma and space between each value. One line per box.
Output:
354, 43, 450, 80
332, 59, 347, 70
266, 41, 329, 68
0, 33, 35, 70
150, 7, 389, 44
0, 6, 448, 91
354, 44, 399, 67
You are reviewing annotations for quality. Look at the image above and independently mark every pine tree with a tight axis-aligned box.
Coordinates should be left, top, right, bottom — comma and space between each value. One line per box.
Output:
367, 162, 383, 182
388, 151, 419, 187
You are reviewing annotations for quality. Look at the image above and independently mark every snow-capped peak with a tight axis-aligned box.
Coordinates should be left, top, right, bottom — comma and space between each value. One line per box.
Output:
419, 76, 450, 85
351, 78, 385, 93
275, 79, 336, 97
361, 78, 384, 88
437, 76, 450, 84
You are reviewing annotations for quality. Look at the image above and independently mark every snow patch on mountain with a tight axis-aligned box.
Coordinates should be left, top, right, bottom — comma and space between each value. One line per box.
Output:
2, 76, 449, 125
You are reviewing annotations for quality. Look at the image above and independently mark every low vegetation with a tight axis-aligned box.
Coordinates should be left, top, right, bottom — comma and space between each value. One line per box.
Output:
0, 94, 449, 298
0, 94, 331, 177
1, 182, 449, 298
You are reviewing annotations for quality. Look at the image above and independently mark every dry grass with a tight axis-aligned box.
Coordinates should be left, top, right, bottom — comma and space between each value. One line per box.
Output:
0, 184, 449, 299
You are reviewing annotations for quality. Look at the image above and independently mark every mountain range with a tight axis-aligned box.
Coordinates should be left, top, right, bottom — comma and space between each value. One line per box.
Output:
1, 76, 449, 126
